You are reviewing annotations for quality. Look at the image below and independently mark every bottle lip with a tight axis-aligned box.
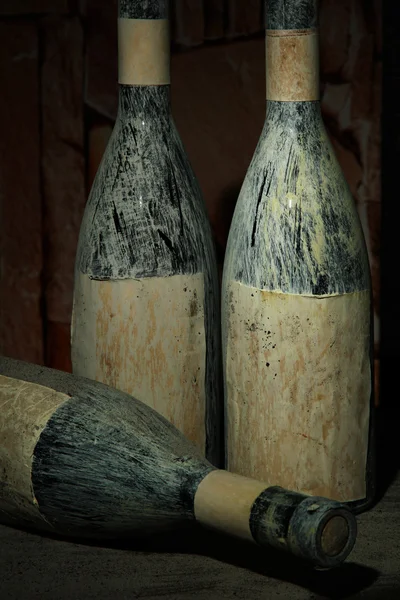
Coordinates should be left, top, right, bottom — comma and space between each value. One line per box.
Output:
118, 0, 169, 20
265, 0, 318, 31
287, 501, 358, 569
318, 508, 357, 564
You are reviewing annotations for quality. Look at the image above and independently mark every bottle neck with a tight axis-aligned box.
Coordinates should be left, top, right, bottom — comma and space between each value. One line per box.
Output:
117, 85, 170, 122
117, 1, 171, 121
193, 470, 357, 568
265, 0, 319, 103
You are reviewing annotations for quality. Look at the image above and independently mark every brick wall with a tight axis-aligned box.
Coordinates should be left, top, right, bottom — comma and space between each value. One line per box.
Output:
0, 0, 382, 401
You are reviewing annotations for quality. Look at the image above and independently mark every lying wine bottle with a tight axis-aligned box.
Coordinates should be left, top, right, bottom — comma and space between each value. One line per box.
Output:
0, 356, 356, 569
222, 0, 375, 513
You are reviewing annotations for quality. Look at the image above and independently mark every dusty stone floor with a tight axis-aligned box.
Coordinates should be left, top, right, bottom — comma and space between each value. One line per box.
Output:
1, 412, 399, 600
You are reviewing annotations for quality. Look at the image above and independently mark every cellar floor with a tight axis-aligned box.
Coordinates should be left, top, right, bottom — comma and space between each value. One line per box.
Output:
1, 420, 399, 600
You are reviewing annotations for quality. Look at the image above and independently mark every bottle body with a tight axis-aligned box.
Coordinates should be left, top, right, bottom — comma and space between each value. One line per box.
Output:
222, 2, 374, 512
71, 4, 221, 466
0, 356, 213, 537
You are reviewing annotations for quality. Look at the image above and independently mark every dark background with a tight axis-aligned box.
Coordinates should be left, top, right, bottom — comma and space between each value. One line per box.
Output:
1, 2, 400, 598
3, 0, 398, 458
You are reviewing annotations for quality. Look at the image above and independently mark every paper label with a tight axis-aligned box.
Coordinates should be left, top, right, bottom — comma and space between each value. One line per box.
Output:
266, 29, 319, 101
118, 18, 170, 85
224, 281, 371, 501
72, 272, 207, 452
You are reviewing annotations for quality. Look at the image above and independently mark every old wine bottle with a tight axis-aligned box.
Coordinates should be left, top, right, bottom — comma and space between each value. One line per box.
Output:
222, 0, 374, 513
0, 357, 357, 569
71, 0, 221, 465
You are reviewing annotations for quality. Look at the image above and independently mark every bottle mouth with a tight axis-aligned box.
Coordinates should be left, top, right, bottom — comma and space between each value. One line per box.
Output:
320, 513, 351, 557
289, 503, 358, 569
249, 486, 358, 569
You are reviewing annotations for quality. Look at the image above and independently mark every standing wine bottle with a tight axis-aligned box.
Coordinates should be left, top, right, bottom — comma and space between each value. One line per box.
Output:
222, 0, 375, 512
71, 0, 221, 466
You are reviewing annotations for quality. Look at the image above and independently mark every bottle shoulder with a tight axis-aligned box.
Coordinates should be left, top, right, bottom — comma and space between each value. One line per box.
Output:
223, 105, 371, 295
75, 116, 216, 280
23, 362, 212, 533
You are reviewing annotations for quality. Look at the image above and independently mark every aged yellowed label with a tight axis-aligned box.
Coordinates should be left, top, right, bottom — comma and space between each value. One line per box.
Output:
71, 272, 207, 452
118, 18, 170, 85
266, 29, 319, 101
0, 375, 69, 522
194, 470, 267, 541
224, 282, 371, 501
